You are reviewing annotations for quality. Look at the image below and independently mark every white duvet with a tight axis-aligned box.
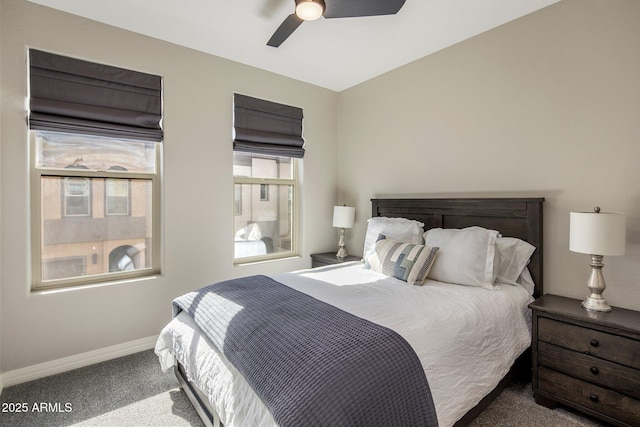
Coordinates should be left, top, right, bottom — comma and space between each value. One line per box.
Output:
156, 262, 533, 427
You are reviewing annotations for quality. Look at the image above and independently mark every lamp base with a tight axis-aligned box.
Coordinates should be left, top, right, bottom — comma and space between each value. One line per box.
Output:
336, 228, 347, 259
582, 254, 612, 312
336, 247, 348, 259
582, 294, 612, 312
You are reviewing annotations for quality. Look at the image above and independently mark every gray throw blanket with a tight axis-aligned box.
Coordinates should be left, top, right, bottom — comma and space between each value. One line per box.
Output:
174, 275, 438, 427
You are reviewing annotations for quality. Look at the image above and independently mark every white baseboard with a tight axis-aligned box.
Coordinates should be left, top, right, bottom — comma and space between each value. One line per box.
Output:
1, 335, 157, 388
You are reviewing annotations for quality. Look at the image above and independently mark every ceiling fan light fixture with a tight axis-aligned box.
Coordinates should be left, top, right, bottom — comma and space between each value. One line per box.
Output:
295, 0, 325, 21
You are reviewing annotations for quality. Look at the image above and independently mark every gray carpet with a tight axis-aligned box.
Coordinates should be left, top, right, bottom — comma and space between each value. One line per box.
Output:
0, 349, 609, 427
0, 350, 203, 427
468, 381, 608, 427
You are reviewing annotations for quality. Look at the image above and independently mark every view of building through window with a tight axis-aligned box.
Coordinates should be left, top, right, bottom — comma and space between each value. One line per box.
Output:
33, 131, 159, 287
233, 152, 295, 260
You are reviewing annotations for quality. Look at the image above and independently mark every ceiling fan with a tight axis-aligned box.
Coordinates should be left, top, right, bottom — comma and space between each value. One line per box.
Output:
267, 0, 407, 47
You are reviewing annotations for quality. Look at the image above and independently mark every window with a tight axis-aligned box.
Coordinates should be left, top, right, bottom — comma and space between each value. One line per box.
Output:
106, 167, 131, 216
28, 49, 163, 289
234, 184, 243, 216
233, 153, 297, 261
232, 94, 304, 263
105, 179, 130, 215
32, 131, 160, 288
260, 184, 269, 201
64, 177, 91, 216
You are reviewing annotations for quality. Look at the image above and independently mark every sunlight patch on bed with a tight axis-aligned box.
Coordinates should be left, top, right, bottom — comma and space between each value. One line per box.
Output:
195, 292, 245, 340
298, 263, 381, 286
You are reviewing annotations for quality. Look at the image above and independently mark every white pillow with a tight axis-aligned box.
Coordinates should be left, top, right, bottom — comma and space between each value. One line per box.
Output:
423, 226, 499, 290
363, 217, 424, 264
516, 267, 535, 296
494, 237, 536, 285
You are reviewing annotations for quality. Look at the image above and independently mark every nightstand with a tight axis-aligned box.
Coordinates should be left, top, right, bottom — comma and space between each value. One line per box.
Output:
310, 252, 361, 268
529, 294, 640, 426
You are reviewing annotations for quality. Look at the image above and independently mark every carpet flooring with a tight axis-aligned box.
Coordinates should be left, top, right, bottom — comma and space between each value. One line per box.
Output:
0, 349, 609, 426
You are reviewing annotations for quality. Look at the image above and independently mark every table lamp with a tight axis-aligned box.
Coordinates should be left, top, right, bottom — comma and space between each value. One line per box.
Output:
569, 207, 626, 312
333, 205, 355, 259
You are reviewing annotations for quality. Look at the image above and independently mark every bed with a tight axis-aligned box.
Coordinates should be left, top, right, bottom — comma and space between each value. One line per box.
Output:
156, 197, 544, 427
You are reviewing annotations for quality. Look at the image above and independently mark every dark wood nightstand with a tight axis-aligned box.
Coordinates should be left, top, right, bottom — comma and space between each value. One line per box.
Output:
529, 294, 640, 426
310, 252, 361, 268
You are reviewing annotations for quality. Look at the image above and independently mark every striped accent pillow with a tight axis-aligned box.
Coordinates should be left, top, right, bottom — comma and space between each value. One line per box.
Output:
368, 235, 439, 286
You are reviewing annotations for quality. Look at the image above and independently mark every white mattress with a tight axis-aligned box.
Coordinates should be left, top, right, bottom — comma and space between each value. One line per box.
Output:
156, 262, 533, 427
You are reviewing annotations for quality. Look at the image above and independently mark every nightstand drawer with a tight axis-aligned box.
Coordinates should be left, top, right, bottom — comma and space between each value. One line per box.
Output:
538, 341, 640, 400
538, 317, 640, 369
538, 366, 640, 426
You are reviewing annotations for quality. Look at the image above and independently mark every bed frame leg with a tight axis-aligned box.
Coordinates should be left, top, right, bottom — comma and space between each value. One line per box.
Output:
173, 362, 221, 427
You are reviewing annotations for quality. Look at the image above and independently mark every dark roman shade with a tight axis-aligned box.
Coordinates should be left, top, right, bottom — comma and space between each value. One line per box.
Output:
29, 49, 163, 142
233, 93, 304, 158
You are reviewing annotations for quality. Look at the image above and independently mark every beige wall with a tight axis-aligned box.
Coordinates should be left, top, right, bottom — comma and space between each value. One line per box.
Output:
337, 0, 640, 310
0, 0, 338, 372
2, 0, 640, 376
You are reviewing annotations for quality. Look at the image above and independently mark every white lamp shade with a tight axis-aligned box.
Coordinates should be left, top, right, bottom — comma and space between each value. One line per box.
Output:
570, 211, 626, 256
333, 206, 355, 229
296, 1, 324, 20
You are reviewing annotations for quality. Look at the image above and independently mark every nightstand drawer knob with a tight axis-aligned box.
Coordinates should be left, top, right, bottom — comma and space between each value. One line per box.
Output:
590, 366, 599, 375
589, 394, 599, 403
590, 339, 599, 347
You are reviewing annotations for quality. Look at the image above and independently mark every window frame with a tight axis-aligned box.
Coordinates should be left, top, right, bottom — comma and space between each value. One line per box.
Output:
30, 132, 162, 290
232, 157, 299, 265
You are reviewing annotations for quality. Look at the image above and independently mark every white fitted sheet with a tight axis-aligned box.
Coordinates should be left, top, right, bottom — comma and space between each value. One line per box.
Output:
156, 262, 533, 427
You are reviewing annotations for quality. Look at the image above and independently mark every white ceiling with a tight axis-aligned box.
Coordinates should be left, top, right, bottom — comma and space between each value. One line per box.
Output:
27, 0, 560, 92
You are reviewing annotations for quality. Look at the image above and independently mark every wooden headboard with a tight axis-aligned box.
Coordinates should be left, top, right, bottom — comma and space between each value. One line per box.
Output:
371, 198, 544, 298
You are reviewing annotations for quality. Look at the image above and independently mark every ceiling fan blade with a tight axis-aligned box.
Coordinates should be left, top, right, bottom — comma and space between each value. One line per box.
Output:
324, 0, 406, 19
267, 13, 304, 47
